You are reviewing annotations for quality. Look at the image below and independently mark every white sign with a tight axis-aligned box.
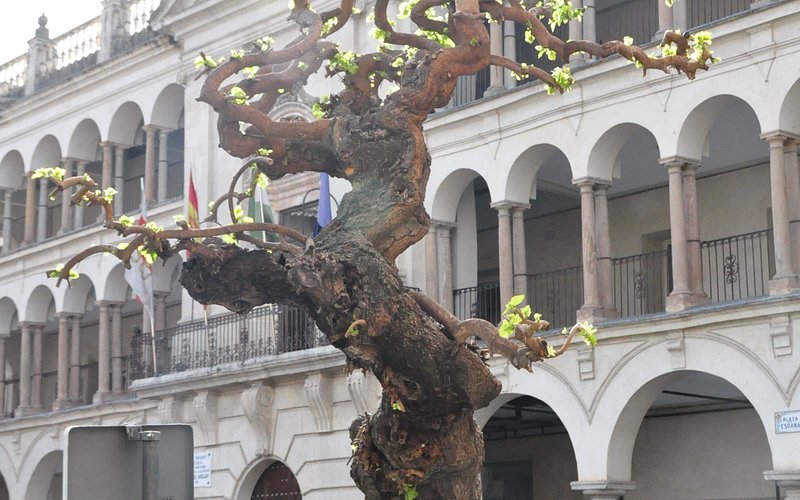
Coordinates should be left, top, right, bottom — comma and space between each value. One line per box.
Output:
194, 451, 212, 487
775, 410, 800, 434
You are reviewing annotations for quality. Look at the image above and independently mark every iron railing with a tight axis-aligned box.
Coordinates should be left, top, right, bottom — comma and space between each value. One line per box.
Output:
453, 282, 502, 324
596, 0, 658, 44
612, 248, 672, 317
701, 228, 773, 303
687, 0, 753, 28
129, 304, 328, 379
526, 266, 583, 328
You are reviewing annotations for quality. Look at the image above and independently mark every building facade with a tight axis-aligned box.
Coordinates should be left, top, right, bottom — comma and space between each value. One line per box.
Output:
0, 0, 799, 498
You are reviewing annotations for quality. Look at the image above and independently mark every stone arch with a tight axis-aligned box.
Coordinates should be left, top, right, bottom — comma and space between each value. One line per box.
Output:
107, 101, 145, 146
430, 168, 491, 223
150, 84, 185, 129
676, 94, 763, 164
23, 285, 56, 324
152, 253, 183, 294
0, 297, 19, 336
60, 275, 95, 315
21, 448, 62, 500
0, 150, 25, 190
29, 135, 62, 172
66, 119, 102, 161
779, 77, 800, 136
504, 143, 572, 202
0, 443, 13, 500
233, 457, 302, 500
97, 263, 131, 304
593, 335, 783, 482
586, 123, 661, 183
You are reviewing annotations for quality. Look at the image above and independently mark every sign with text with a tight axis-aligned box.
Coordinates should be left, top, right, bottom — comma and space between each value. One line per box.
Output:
775, 410, 800, 434
194, 451, 212, 487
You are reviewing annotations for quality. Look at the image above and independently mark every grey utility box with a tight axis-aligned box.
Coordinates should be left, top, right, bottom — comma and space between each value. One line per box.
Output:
64, 424, 194, 500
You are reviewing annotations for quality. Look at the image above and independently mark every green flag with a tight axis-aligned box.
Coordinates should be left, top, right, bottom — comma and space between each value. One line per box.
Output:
247, 186, 279, 242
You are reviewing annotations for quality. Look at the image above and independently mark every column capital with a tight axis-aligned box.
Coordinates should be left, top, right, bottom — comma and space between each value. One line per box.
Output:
760, 130, 800, 143
18, 321, 45, 330
96, 300, 125, 308
99, 140, 127, 150
430, 219, 457, 230
142, 124, 160, 134
658, 155, 700, 168
489, 200, 530, 211
571, 176, 607, 189
571, 481, 635, 497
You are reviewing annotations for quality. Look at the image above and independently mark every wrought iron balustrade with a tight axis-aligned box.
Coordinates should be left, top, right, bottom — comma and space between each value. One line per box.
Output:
453, 282, 502, 325
612, 248, 671, 317
687, 0, 753, 28
526, 266, 583, 329
596, 0, 658, 44
129, 303, 328, 380
701, 228, 773, 303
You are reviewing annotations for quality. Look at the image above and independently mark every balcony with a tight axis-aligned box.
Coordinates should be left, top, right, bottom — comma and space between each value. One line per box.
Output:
454, 229, 775, 327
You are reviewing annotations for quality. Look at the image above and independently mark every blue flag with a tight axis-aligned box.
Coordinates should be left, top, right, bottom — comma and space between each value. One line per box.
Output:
313, 173, 331, 236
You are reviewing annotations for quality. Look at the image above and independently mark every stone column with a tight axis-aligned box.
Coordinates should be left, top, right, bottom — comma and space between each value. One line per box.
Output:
424, 226, 440, 300
154, 293, 168, 333
503, 21, 517, 89
762, 133, 800, 293
111, 304, 124, 395
101, 141, 114, 189
575, 179, 601, 320
682, 162, 707, 302
36, 177, 48, 241
0, 336, 6, 417
663, 159, 692, 311
94, 302, 112, 403
16, 323, 32, 416
143, 125, 158, 205
485, 23, 504, 96
23, 173, 36, 245
784, 138, 800, 275
2, 190, 12, 254
69, 316, 82, 403
53, 314, 71, 410
435, 223, 454, 312
493, 203, 514, 308
568, 0, 583, 43
511, 205, 529, 296
571, 481, 636, 500
158, 128, 171, 202
582, 0, 596, 44
764, 472, 800, 500
655, 0, 675, 39
114, 145, 126, 215
74, 161, 87, 229
31, 324, 43, 410
59, 159, 74, 234
594, 183, 616, 314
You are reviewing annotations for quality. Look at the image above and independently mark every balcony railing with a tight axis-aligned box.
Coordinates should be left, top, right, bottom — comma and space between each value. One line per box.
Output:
687, 0, 753, 28
612, 248, 671, 317
452, 228, 775, 326
701, 228, 773, 303
596, 0, 658, 44
129, 304, 328, 380
453, 282, 502, 325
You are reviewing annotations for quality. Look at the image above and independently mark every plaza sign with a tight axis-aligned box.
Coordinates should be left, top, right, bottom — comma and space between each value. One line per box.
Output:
775, 410, 800, 434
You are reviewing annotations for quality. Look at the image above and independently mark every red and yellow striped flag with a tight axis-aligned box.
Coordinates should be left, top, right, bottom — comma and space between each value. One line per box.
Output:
188, 169, 199, 229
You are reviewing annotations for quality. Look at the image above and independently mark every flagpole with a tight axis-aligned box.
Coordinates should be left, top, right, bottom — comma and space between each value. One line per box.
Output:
150, 312, 158, 376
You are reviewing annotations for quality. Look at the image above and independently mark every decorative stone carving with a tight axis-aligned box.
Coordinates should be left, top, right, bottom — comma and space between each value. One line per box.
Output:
577, 345, 595, 381
158, 396, 181, 424
304, 372, 332, 432
242, 382, 274, 456
666, 331, 686, 369
347, 370, 381, 415
12, 432, 20, 455
193, 390, 218, 445
770, 315, 792, 357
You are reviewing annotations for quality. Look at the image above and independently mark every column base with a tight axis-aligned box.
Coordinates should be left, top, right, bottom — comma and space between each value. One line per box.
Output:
665, 292, 707, 312
577, 306, 619, 323
769, 276, 800, 295
93, 391, 114, 404
571, 480, 635, 499
51, 399, 76, 411
14, 406, 44, 418
483, 85, 505, 98
764, 471, 800, 500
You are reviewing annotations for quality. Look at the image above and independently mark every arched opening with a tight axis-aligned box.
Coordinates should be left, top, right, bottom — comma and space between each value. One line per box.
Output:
25, 450, 62, 500
30, 135, 64, 240
108, 101, 147, 214
0, 297, 19, 417
624, 372, 773, 499
481, 394, 579, 499
0, 150, 26, 253
238, 459, 302, 500
0, 471, 9, 500
151, 84, 185, 202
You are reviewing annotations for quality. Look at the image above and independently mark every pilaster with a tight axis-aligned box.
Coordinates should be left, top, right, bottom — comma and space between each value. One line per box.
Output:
303, 372, 333, 432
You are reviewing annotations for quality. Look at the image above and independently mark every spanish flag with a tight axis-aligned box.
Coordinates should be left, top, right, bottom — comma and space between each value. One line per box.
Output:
188, 169, 199, 229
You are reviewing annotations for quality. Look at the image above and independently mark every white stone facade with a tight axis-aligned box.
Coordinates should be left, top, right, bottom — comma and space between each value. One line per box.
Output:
0, 0, 799, 498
